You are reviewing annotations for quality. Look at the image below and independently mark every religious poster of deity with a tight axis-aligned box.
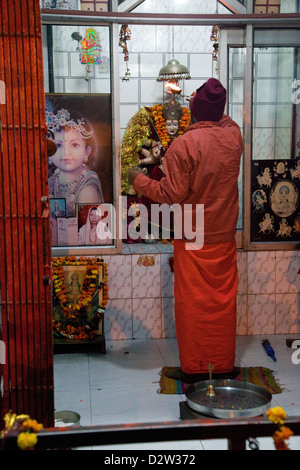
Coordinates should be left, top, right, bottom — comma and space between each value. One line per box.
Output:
46, 93, 113, 248
52, 263, 104, 337
251, 159, 300, 242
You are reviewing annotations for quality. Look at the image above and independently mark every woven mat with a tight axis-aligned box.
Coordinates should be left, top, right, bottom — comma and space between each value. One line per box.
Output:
159, 366, 283, 395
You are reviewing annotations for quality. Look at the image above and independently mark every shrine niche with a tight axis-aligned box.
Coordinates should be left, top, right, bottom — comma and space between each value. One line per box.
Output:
52, 256, 109, 352
251, 160, 300, 243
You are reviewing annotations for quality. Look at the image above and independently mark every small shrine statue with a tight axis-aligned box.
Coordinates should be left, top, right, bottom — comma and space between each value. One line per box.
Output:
121, 99, 191, 240
121, 100, 191, 194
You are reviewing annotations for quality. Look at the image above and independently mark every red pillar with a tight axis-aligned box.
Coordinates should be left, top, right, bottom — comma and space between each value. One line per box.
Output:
0, 0, 54, 427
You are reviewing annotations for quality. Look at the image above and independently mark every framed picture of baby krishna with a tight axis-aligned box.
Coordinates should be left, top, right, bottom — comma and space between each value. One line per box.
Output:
46, 93, 113, 249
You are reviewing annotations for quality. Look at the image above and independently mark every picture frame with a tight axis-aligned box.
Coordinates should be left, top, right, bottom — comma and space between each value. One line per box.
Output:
251, 159, 300, 242
52, 263, 105, 337
76, 203, 114, 246
46, 93, 113, 250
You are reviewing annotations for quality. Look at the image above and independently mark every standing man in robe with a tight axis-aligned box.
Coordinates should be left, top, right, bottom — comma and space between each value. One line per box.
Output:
128, 78, 243, 383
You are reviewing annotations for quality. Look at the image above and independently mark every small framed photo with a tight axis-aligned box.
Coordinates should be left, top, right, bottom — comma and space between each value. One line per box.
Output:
50, 198, 66, 219
76, 203, 114, 246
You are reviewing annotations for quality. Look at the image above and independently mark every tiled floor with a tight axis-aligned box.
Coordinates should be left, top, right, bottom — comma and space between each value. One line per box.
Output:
54, 334, 300, 450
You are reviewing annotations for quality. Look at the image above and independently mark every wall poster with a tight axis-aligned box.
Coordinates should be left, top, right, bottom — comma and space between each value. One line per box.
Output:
46, 93, 113, 248
251, 159, 300, 242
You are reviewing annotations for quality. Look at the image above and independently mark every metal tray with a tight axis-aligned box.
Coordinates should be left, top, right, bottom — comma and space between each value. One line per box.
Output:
185, 379, 272, 419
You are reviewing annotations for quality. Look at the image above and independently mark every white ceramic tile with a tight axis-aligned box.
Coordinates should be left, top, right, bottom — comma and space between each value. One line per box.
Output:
119, 52, 139, 78
275, 128, 291, 159
140, 53, 163, 78
88, 358, 162, 391
247, 294, 276, 335
255, 104, 277, 128
132, 297, 162, 338
129, 25, 156, 53
237, 251, 247, 294
275, 293, 299, 334
275, 251, 300, 294
54, 361, 90, 392
132, 254, 161, 298
120, 104, 139, 129
256, 51, 278, 78
64, 78, 89, 93
276, 104, 293, 128
90, 78, 111, 94
103, 254, 132, 299
54, 51, 69, 76
252, 128, 275, 160
141, 79, 164, 103
104, 298, 133, 340
70, 52, 88, 77
120, 78, 139, 103
236, 294, 247, 336
232, 50, 245, 78
190, 53, 212, 78
161, 297, 176, 338
247, 251, 276, 294
256, 79, 278, 102
90, 387, 182, 426
161, 253, 174, 298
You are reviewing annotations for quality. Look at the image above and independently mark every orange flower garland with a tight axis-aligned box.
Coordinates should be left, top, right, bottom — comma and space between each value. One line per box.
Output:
52, 256, 109, 340
266, 406, 294, 450
151, 104, 191, 149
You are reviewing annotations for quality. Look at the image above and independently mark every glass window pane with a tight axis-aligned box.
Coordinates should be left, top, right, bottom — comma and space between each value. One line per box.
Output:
253, 46, 298, 160
251, 29, 300, 244
229, 47, 246, 231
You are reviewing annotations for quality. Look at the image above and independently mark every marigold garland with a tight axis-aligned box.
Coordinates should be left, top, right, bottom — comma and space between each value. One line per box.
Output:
266, 406, 294, 450
1, 411, 43, 450
52, 256, 109, 340
151, 104, 191, 149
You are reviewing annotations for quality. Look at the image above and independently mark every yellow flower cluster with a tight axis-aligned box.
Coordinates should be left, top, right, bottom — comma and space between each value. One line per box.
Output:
266, 406, 287, 425
17, 432, 38, 450
266, 407, 294, 450
1, 412, 43, 450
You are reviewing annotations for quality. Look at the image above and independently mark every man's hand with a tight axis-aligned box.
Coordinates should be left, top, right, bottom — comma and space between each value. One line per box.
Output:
128, 166, 144, 185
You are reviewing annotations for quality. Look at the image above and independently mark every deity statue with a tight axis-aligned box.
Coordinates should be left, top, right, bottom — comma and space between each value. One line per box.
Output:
121, 99, 191, 241
121, 100, 191, 194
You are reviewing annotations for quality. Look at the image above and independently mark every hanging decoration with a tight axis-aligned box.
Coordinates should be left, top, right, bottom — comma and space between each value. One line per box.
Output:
119, 24, 131, 82
210, 25, 219, 75
71, 28, 102, 81
157, 26, 191, 98
80, 28, 102, 80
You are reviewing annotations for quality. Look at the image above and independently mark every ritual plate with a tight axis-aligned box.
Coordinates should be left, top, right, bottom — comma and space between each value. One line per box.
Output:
185, 379, 272, 419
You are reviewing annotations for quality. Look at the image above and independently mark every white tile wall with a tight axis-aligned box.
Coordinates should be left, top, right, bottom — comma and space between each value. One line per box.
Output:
102, 248, 300, 341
